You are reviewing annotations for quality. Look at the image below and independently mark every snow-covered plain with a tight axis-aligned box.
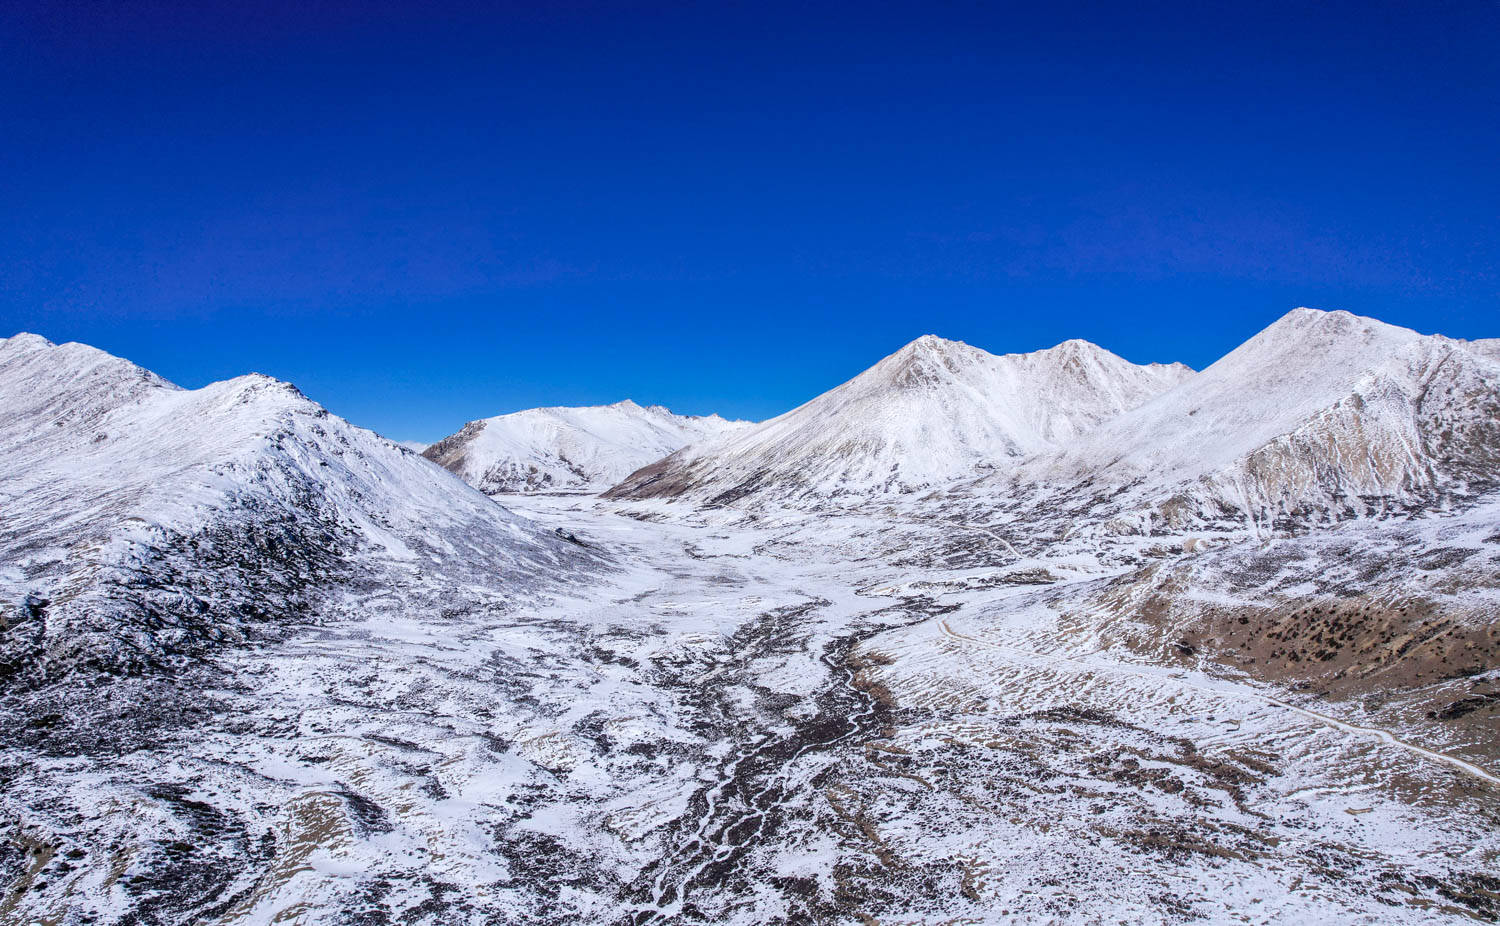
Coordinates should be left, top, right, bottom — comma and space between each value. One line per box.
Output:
2, 311, 1498, 925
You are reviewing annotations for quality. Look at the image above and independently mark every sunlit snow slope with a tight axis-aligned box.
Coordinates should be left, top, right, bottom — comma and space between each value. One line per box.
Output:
0, 333, 588, 685
995, 308, 1500, 531
425, 400, 749, 494
607, 334, 1191, 506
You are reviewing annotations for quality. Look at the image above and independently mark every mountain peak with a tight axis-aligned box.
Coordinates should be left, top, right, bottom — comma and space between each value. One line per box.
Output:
609, 329, 1193, 505
0, 332, 180, 410
1021, 305, 1500, 527
876, 335, 986, 388
1049, 337, 1103, 353
1233, 308, 1424, 370
1034, 338, 1113, 365
425, 400, 750, 494
1, 332, 56, 352
899, 333, 972, 356
1265, 306, 1409, 339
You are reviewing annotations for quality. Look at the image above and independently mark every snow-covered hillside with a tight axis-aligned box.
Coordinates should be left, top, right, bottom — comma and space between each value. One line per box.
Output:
0, 333, 590, 686
607, 334, 1191, 506
4, 318, 1499, 926
991, 308, 1500, 532
424, 399, 748, 494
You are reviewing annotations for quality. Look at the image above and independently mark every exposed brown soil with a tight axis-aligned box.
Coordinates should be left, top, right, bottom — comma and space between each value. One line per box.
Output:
1092, 586, 1500, 766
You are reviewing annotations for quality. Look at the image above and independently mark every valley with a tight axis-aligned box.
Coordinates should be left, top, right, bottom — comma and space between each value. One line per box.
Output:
3, 309, 1498, 924
11, 492, 1496, 924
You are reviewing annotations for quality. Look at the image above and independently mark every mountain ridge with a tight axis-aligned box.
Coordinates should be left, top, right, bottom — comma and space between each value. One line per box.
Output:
965, 307, 1500, 533
605, 333, 1193, 506
0, 333, 592, 686
424, 399, 750, 494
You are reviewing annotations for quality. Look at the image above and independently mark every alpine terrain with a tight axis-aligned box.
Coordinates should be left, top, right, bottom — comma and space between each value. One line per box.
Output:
425, 400, 748, 494
606, 335, 1192, 506
976, 307, 1500, 533
3, 309, 1498, 926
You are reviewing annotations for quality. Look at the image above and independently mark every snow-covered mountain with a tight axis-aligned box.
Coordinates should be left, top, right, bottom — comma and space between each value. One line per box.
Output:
0, 333, 590, 686
424, 399, 749, 494
5, 318, 1500, 926
993, 308, 1500, 532
606, 334, 1192, 506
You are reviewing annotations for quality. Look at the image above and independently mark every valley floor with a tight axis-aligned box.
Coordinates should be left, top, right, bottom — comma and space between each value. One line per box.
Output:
4, 494, 1498, 925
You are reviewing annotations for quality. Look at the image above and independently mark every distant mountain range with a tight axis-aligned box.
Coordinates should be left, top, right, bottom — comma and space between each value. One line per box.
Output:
977, 308, 1500, 532
423, 400, 748, 494
605, 334, 1191, 505
4, 309, 1498, 925
600, 309, 1500, 534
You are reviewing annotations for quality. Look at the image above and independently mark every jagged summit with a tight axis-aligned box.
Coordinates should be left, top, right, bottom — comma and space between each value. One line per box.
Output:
887, 333, 978, 362
871, 335, 985, 387
424, 400, 750, 495
606, 334, 1192, 506
873, 333, 1189, 394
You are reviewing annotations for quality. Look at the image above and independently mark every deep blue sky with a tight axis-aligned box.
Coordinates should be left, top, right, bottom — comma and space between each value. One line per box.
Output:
3, 1, 1497, 441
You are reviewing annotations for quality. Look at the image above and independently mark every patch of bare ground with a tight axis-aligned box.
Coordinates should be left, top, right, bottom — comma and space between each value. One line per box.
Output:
848, 650, 900, 712
1099, 589, 1500, 768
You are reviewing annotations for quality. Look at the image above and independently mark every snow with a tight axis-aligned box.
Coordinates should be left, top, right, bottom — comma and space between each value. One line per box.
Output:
994, 307, 1500, 529
0, 333, 593, 683
425, 399, 750, 494
2, 314, 1498, 925
608, 334, 1192, 505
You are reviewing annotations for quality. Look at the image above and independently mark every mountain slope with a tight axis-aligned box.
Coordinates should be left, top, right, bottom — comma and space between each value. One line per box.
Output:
606, 334, 1192, 507
424, 399, 749, 494
987, 308, 1500, 532
0, 333, 592, 687
5, 326, 1499, 926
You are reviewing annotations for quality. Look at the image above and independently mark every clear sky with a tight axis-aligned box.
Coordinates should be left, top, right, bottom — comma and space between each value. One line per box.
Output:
3, 1, 1497, 442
